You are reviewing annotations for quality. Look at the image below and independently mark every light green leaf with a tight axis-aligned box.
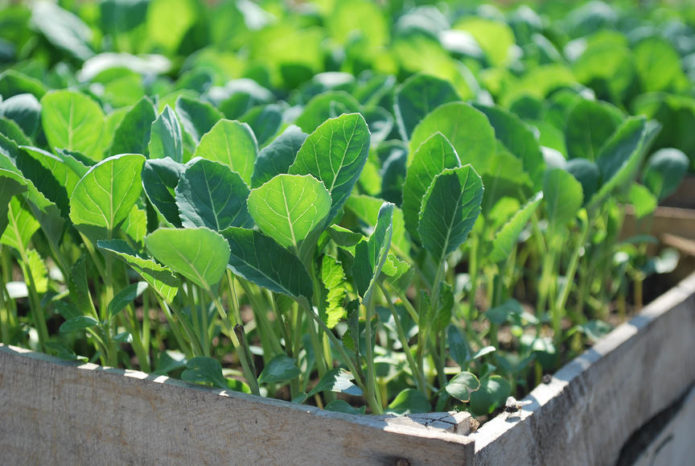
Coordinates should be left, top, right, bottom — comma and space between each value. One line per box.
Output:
41, 90, 105, 161
353, 202, 394, 303
543, 169, 583, 232
628, 184, 657, 219
145, 227, 230, 289
565, 99, 622, 161
247, 174, 331, 250
321, 254, 348, 329
345, 195, 409, 256
289, 113, 370, 224
1, 197, 39, 251
149, 105, 184, 162
31, 2, 94, 61
221, 227, 313, 300
295, 91, 361, 134
20, 146, 81, 198
69, 154, 145, 232
194, 119, 257, 186
489, 192, 543, 263
109, 97, 156, 156
25, 248, 48, 293
418, 165, 484, 263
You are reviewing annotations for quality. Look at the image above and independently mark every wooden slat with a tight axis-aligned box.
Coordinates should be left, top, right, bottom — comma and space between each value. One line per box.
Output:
0, 345, 473, 465
473, 272, 695, 466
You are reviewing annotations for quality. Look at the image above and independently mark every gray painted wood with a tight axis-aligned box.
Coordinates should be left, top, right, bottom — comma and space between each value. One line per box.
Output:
473, 271, 695, 466
0, 345, 473, 465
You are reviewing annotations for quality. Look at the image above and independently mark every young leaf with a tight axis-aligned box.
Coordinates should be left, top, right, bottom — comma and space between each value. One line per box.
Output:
628, 184, 657, 219
69, 154, 145, 232
489, 192, 543, 263
251, 125, 307, 188
175, 158, 252, 231
149, 105, 184, 162
409, 102, 496, 175
565, 99, 622, 161
98, 239, 180, 302
60, 316, 99, 334
194, 119, 258, 186
40, 90, 105, 161
395, 73, 460, 141
321, 255, 348, 329
345, 195, 410, 256
247, 174, 331, 250
289, 113, 370, 224
418, 165, 484, 263
258, 355, 301, 385
176, 96, 223, 143
182, 357, 227, 389
445, 371, 480, 403
402, 132, 461, 242
142, 158, 185, 227
221, 227, 313, 300
543, 169, 583, 232
145, 227, 230, 289
109, 97, 156, 156
447, 325, 470, 368
240, 103, 283, 147
470, 375, 512, 416
108, 282, 149, 318
641, 148, 689, 201
0, 197, 39, 251
387, 388, 431, 414
353, 202, 394, 303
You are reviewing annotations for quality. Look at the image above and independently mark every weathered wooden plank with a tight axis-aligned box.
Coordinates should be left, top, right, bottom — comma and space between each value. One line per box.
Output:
0, 345, 473, 465
473, 271, 695, 466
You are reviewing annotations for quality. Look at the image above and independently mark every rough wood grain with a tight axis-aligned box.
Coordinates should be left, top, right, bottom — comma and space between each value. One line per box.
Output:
473, 272, 695, 466
0, 345, 473, 465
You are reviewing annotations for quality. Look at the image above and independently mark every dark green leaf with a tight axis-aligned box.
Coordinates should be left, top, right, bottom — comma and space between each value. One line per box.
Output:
108, 97, 156, 156
258, 354, 301, 385
108, 282, 148, 318
194, 119, 257, 186
148, 105, 184, 162
642, 148, 689, 201
182, 356, 227, 389
387, 388, 431, 414
176, 96, 223, 143
395, 73, 460, 141
470, 376, 511, 416
445, 371, 480, 403
142, 158, 184, 227
59, 316, 99, 334
251, 125, 306, 188
543, 169, 583, 231
352, 202, 394, 303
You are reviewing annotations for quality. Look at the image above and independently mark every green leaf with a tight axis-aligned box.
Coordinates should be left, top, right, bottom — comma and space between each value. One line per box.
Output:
455, 17, 514, 66
395, 73, 460, 142
387, 388, 431, 414
41, 90, 105, 161
146, 0, 198, 53
176, 96, 223, 143
352, 202, 394, 303
0, 93, 41, 137
98, 239, 180, 302
402, 132, 461, 242
418, 165, 483, 262
345, 195, 409, 256
148, 105, 184, 162
321, 255, 348, 329
109, 97, 156, 156
295, 91, 361, 134
31, 2, 94, 61
642, 148, 689, 201
543, 169, 583, 232
289, 113, 370, 224
258, 355, 301, 385
142, 158, 184, 227
145, 227, 230, 289
0, 117, 31, 146
247, 174, 331, 250
108, 282, 148, 318
60, 316, 99, 334
409, 102, 496, 175
176, 158, 252, 231
25, 248, 48, 293
470, 375, 511, 416
0, 170, 27, 236
628, 184, 657, 219
239, 103, 283, 147
445, 371, 481, 403
194, 119, 257, 186
182, 356, 227, 389
69, 154, 145, 232
221, 227, 313, 300
251, 125, 306, 188
566, 159, 600, 204
0, 197, 39, 251
489, 192, 543, 263
0, 70, 46, 100
20, 146, 81, 198
565, 99, 622, 161
634, 37, 685, 93
325, 400, 365, 415
447, 325, 470, 368
308, 368, 362, 397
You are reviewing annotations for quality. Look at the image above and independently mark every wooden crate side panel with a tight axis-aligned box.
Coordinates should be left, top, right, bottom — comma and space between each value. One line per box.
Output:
473, 272, 695, 466
0, 346, 472, 466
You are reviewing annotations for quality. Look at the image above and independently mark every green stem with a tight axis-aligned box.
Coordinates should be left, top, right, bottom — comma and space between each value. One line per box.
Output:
363, 296, 381, 412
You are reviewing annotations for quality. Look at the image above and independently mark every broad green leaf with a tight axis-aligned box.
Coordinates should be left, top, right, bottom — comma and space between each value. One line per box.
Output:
175, 158, 252, 231
402, 133, 461, 242
221, 227, 312, 299
387, 388, 431, 414
147, 0, 197, 53
109, 97, 156, 156
0, 170, 27, 236
470, 375, 511, 416
445, 371, 480, 403
121, 206, 147, 243
70, 154, 145, 232
346, 194, 409, 256
489, 192, 543, 263
395, 73, 460, 141
142, 158, 184, 227
108, 282, 148, 318
0, 197, 39, 251
25, 248, 48, 293
454, 17, 514, 66
353, 202, 394, 303
0, 93, 40, 137
251, 125, 306, 188
295, 91, 361, 134
240, 104, 283, 147
258, 355, 301, 385
642, 148, 689, 201
447, 325, 470, 368
0, 117, 31, 146
20, 146, 81, 198
566, 159, 600, 204
31, 2, 93, 61
176, 96, 223, 143
194, 119, 257, 186
56, 148, 92, 177
0, 70, 46, 100
634, 37, 685, 93
308, 368, 362, 397
98, 239, 180, 302
320, 255, 348, 329
247, 174, 331, 250
628, 184, 657, 219
418, 166, 484, 263
149, 105, 184, 162
543, 169, 583, 232
145, 227, 230, 289
409, 102, 496, 175
378, 141, 407, 205
60, 316, 99, 334
289, 113, 370, 224
182, 356, 227, 389
41, 90, 105, 161
565, 99, 622, 161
